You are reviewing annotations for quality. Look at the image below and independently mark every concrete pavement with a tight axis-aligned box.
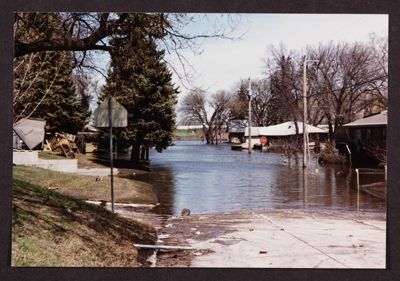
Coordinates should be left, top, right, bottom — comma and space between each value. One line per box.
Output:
152, 209, 386, 268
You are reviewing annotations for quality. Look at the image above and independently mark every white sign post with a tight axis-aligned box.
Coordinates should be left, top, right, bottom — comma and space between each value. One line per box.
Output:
94, 96, 128, 213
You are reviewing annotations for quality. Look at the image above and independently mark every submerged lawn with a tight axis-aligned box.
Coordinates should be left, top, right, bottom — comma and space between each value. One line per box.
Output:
12, 177, 157, 267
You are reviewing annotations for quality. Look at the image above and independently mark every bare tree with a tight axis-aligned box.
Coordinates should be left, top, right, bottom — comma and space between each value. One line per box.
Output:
229, 78, 278, 126
14, 13, 243, 88
266, 46, 303, 134
208, 90, 232, 144
14, 13, 241, 57
307, 41, 387, 136
13, 51, 69, 122
365, 33, 388, 106
180, 89, 232, 144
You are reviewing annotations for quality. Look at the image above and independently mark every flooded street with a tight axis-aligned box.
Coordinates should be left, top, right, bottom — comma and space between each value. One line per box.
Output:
133, 141, 385, 216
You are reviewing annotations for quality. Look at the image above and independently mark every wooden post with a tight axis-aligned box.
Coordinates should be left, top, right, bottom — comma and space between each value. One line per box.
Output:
355, 168, 360, 191
385, 165, 387, 181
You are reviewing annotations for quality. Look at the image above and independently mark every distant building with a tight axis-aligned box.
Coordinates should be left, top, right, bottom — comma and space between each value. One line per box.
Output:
228, 119, 248, 143
242, 122, 328, 149
243, 126, 264, 148
176, 119, 205, 130
342, 111, 387, 165
176, 125, 204, 130
261, 121, 328, 150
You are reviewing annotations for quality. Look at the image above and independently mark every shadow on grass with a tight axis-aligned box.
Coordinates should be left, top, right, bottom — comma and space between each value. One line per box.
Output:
90, 156, 151, 171
13, 178, 157, 245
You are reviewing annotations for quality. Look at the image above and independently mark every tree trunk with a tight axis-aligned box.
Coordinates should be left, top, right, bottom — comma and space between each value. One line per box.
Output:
131, 143, 140, 163
328, 119, 334, 141
140, 146, 146, 160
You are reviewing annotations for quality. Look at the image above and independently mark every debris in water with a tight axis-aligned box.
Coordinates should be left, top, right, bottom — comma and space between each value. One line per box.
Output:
181, 208, 191, 217
259, 251, 268, 254
158, 233, 170, 239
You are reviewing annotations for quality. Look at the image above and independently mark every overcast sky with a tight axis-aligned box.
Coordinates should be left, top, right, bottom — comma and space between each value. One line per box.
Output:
93, 14, 388, 116
166, 13, 388, 96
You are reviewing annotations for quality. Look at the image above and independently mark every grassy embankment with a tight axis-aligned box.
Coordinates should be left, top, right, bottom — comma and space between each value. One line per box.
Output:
13, 165, 157, 204
12, 165, 158, 267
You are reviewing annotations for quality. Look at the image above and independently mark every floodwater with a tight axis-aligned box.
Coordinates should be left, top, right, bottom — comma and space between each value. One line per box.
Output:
133, 141, 386, 216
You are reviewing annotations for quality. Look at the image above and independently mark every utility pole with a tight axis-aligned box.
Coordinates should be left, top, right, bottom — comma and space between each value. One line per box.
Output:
303, 58, 319, 168
248, 78, 252, 154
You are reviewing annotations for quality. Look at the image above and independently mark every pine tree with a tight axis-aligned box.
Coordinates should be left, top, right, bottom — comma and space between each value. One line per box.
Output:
14, 13, 90, 135
99, 14, 178, 163
229, 81, 249, 120
14, 50, 90, 134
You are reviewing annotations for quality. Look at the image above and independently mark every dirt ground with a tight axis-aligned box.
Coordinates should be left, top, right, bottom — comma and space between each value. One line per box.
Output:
117, 207, 386, 268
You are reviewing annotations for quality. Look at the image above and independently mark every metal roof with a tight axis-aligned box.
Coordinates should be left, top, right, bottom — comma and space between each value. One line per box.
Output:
343, 111, 387, 127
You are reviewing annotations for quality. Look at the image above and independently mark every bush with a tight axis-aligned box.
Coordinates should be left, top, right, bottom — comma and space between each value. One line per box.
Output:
319, 141, 347, 164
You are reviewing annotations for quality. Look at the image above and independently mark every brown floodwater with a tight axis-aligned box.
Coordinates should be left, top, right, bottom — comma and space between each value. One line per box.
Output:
132, 141, 386, 216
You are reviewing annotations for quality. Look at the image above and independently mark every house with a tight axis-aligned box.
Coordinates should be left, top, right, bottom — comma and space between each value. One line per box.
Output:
243, 127, 265, 148
342, 111, 387, 165
228, 119, 247, 143
240, 122, 328, 150
258, 121, 328, 147
176, 118, 205, 130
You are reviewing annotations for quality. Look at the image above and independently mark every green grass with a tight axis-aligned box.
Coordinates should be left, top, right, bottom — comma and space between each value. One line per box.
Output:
38, 151, 65, 159
12, 177, 157, 267
13, 165, 157, 204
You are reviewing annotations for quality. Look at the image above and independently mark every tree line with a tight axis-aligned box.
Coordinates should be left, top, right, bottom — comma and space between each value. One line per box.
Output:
13, 12, 239, 162
181, 35, 388, 144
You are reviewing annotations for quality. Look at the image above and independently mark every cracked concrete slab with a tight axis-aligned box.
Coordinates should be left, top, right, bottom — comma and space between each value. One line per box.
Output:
118, 207, 385, 268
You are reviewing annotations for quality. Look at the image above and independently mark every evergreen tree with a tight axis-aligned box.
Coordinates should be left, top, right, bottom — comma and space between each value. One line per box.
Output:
99, 14, 178, 163
14, 13, 90, 134
229, 81, 248, 120
14, 50, 90, 134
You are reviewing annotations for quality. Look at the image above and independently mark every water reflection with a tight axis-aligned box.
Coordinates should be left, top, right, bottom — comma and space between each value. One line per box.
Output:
134, 141, 385, 215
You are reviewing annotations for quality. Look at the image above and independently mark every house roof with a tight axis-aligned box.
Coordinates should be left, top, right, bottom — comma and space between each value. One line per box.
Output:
244, 122, 327, 137
244, 127, 264, 137
13, 118, 46, 149
343, 111, 387, 128
260, 122, 327, 136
